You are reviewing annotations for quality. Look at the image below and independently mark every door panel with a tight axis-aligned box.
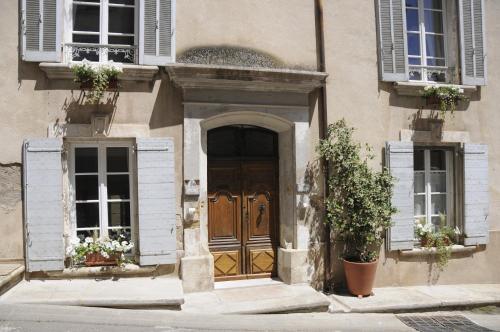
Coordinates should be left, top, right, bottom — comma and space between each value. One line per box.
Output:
208, 160, 278, 279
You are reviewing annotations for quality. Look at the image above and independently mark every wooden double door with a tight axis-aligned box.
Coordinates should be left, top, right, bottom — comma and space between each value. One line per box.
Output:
208, 159, 278, 280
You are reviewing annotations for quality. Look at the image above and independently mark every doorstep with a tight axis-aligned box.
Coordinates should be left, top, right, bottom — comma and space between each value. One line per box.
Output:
0, 264, 24, 296
0, 277, 184, 310
182, 279, 330, 314
329, 284, 500, 313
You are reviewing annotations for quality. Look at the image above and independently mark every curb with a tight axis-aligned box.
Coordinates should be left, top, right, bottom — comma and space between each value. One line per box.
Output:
0, 265, 25, 296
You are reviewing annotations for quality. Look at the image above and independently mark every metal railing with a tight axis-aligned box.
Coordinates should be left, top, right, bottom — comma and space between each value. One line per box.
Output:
64, 43, 138, 64
408, 65, 456, 84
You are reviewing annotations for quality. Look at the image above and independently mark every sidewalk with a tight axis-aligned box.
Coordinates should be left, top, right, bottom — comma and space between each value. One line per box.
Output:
182, 279, 331, 314
0, 263, 24, 296
0, 277, 184, 309
329, 284, 500, 313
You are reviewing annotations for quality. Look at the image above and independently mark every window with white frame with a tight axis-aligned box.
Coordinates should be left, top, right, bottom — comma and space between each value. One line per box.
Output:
72, 143, 134, 242
71, 0, 137, 63
414, 148, 454, 233
406, 0, 447, 82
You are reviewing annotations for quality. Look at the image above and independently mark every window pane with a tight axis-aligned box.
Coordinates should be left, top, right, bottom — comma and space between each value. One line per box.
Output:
108, 36, 134, 46
424, 0, 442, 10
77, 229, 99, 240
108, 202, 131, 227
107, 37, 135, 63
430, 150, 446, 170
73, 5, 100, 32
426, 34, 445, 58
110, 0, 135, 4
109, 7, 135, 34
414, 172, 425, 193
243, 129, 277, 157
75, 175, 99, 200
208, 127, 240, 158
406, 9, 419, 31
424, 10, 444, 33
109, 228, 131, 242
76, 202, 100, 228
407, 33, 421, 56
409, 69, 422, 80
409, 57, 421, 65
430, 172, 446, 192
414, 195, 426, 216
107, 175, 130, 199
72, 34, 100, 44
427, 70, 446, 82
426, 58, 446, 66
75, 148, 98, 173
406, 0, 418, 7
414, 150, 425, 171
107, 147, 129, 172
431, 193, 447, 215
431, 215, 447, 231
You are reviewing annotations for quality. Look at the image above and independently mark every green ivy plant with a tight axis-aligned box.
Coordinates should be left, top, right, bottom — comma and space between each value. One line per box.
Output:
71, 60, 122, 104
422, 85, 468, 118
317, 119, 397, 263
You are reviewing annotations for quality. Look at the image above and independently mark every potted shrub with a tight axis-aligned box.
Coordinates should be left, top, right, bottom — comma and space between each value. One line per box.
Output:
67, 234, 134, 267
71, 60, 122, 104
317, 119, 396, 297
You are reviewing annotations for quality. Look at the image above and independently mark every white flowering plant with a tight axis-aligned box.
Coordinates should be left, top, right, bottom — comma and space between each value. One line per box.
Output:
67, 233, 134, 266
71, 60, 123, 103
414, 216, 461, 268
422, 85, 468, 118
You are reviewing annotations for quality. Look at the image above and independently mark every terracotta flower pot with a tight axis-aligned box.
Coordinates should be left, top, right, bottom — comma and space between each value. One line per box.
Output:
343, 259, 378, 297
84, 252, 119, 267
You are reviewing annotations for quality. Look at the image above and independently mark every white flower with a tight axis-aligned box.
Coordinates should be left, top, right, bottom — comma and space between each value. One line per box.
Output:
101, 251, 110, 259
85, 237, 94, 244
454, 227, 461, 235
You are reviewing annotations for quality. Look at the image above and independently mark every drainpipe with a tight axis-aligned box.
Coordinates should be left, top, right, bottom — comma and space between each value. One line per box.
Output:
314, 0, 332, 292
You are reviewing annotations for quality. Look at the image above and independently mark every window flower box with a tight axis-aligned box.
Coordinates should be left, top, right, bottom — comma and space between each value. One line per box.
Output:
84, 252, 119, 267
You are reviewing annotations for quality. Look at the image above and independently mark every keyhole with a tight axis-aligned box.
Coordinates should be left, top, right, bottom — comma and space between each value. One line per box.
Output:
258, 204, 266, 214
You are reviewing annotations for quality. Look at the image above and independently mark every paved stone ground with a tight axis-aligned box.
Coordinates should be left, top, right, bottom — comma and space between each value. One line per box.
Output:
329, 284, 500, 313
0, 277, 184, 308
183, 281, 331, 314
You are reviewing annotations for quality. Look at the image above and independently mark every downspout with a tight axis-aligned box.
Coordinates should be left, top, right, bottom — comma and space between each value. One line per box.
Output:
314, 0, 332, 292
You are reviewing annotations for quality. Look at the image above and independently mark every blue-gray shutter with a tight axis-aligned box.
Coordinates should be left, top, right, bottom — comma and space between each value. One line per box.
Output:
377, 0, 408, 82
23, 138, 64, 272
136, 138, 176, 265
463, 144, 489, 245
139, 0, 175, 65
459, 0, 487, 86
386, 141, 414, 251
22, 0, 61, 62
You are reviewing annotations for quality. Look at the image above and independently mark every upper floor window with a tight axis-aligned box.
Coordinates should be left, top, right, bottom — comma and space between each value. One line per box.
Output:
406, 0, 447, 82
377, 0, 486, 86
71, 0, 136, 63
21, 0, 176, 66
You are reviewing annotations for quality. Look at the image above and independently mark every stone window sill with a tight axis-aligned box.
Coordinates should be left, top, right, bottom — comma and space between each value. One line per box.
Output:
399, 245, 477, 257
393, 81, 477, 97
39, 62, 159, 81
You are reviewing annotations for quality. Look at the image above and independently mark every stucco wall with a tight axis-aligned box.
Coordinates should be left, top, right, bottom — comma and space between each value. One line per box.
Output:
323, 0, 500, 285
0, 0, 319, 263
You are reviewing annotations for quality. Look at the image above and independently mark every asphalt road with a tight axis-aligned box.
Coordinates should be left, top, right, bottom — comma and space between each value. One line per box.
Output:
0, 303, 499, 332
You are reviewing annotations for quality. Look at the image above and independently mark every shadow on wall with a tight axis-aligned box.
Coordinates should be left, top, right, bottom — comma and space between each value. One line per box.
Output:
149, 70, 183, 130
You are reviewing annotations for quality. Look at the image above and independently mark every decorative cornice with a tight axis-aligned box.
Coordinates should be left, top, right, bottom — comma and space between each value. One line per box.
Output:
165, 63, 328, 93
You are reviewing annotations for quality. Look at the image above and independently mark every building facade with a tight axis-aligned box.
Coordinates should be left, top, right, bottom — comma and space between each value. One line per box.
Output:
0, 0, 498, 293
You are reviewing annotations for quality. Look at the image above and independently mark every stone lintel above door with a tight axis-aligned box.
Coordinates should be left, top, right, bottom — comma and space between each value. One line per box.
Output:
165, 63, 327, 94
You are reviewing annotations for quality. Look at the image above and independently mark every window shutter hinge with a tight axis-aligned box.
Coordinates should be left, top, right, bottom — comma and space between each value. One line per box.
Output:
156, 19, 159, 30
39, 13, 42, 24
